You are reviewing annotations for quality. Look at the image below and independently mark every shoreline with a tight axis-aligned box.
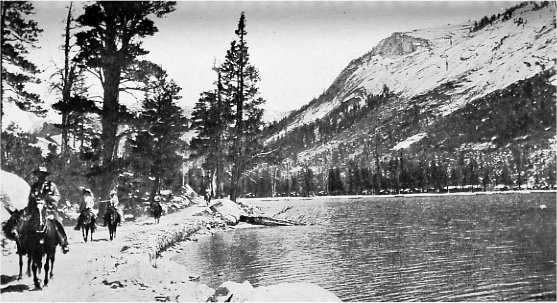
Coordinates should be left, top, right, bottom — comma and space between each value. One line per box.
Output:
238, 189, 557, 202
1, 203, 229, 302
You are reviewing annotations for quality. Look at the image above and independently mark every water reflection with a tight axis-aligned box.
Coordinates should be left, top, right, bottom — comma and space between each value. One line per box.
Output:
173, 193, 556, 301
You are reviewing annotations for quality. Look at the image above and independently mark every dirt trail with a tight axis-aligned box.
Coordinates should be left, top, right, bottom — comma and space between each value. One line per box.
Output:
1, 204, 221, 302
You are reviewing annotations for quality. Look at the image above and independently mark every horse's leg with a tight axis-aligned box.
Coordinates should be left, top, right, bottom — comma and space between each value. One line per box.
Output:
27, 255, 32, 277
83, 227, 87, 242
43, 255, 50, 286
49, 250, 55, 278
18, 253, 23, 280
32, 255, 41, 289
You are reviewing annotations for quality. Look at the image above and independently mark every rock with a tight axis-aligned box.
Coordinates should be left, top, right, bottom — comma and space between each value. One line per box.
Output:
246, 282, 341, 302
1, 170, 30, 221
209, 281, 255, 302
192, 208, 214, 218
182, 184, 205, 205
209, 199, 246, 225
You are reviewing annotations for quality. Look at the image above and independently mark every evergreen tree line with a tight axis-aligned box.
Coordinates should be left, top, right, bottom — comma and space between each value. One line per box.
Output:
211, 146, 556, 198
470, 1, 541, 32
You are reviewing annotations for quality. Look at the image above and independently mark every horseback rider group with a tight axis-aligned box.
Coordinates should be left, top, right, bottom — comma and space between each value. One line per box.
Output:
75, 187, 96, 230
21, 166, 125, 255
27, 166, 70, 254
104, 190, 123, 226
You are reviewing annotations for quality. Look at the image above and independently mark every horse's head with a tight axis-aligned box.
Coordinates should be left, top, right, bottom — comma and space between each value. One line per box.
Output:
81, 209, 92, 224
2, 208, 30, 243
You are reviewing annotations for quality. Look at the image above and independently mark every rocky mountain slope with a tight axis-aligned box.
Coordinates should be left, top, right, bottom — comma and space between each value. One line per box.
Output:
267, 2, 556, 167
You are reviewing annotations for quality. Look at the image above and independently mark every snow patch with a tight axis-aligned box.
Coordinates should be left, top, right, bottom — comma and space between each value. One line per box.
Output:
1, 102, 47, 134
392, 133, 427, 150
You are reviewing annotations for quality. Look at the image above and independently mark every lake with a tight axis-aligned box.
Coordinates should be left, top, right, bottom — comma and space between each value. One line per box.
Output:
172, 193, 556, 301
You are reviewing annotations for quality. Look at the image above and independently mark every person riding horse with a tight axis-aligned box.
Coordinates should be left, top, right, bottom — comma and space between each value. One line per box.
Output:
104, 190, 123, 226
27, 166, 70, 254
75, 187, 96, 230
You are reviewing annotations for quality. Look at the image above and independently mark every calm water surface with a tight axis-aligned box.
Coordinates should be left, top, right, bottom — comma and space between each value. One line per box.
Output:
172, 193, 556, 301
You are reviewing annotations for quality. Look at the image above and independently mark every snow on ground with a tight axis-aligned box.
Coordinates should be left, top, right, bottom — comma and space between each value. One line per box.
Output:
392, 133, 427, 150
1, 198, 341, 302
0, 204, 223, 302
1, 102, 47, 134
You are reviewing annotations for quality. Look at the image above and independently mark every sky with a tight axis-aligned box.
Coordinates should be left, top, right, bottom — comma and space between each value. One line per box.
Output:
28, 1, 516, 121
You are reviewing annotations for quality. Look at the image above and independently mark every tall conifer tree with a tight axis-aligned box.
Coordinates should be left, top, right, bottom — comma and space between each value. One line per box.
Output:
1, 1, 44, 115
220, 12, 266, 201
74, 1, 176, 198
129, 65, 188, 198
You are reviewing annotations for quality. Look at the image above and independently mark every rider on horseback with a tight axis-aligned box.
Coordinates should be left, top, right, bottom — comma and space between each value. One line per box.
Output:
27, 166, 70, 254
74, 187, 96, 230
104, 190, 123, 226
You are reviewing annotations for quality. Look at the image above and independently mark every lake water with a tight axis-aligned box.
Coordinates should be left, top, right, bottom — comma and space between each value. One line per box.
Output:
172, 193, 556, 301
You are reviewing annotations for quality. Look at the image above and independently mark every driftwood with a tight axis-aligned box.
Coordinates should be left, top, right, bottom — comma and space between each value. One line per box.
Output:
239, 215, 300, 226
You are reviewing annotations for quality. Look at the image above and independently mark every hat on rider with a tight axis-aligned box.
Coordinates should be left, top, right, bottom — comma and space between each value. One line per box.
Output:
153, 196, 161, 202
33, 166, 50, 176
82, 188, 92, 194
110, 190, 117, 196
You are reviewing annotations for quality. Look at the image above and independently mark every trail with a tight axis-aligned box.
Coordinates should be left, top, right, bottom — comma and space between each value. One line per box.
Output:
1, 204, 220, 302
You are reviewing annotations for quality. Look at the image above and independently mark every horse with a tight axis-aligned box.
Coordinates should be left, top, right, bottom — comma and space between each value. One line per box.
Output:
2, 208, 32, 280
150, 201, 162, 224
27, 200, 58, 289
104, 206, 120, 241
80, 209, 96, 242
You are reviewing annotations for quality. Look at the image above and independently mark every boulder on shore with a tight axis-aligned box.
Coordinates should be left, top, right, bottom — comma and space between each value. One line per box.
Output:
209, 280, 255, 302
1, 170, 30, 222
247, 282, 342, 302
182, 184, 205, 205
209, 199, 246, 225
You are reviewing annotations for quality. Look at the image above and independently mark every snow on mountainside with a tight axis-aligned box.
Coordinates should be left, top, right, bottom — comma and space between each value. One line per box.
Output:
1, 102, 51, 134
284, 2, 556, 134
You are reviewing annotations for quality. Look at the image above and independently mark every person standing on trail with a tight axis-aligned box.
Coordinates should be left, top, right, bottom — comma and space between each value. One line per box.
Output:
204, 186, 212, 206
75, 188, 96, 230
28, 166, 70, 254
107, 190, 124, 226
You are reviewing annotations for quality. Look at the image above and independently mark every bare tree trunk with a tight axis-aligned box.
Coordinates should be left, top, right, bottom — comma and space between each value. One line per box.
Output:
100, 64, 121, 203
60, 2, 73, 158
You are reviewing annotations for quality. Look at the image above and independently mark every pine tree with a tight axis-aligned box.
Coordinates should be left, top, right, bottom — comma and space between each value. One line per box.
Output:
301, 166, 314, 197
74, 1, 176, 199
190, 72, 231, 199
220, 12, 266, 201
1, 1, 44, 115
130, 65, 188, 199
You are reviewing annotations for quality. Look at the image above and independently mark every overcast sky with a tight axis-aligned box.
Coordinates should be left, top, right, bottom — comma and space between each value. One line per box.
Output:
30, 1, 515, 119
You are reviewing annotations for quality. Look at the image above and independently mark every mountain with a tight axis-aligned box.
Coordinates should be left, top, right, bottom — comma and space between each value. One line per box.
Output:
266, 2, 556, 173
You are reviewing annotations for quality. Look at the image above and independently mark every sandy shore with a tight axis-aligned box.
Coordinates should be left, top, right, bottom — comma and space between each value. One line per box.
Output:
1, 203, 226, 302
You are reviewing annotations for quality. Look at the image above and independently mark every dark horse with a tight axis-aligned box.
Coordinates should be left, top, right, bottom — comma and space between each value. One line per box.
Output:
2, 208, 32, 280
150, 201, 162, 224
27, 201, 58, 289
79, 209, 96, 242
104, 206, 120, 241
